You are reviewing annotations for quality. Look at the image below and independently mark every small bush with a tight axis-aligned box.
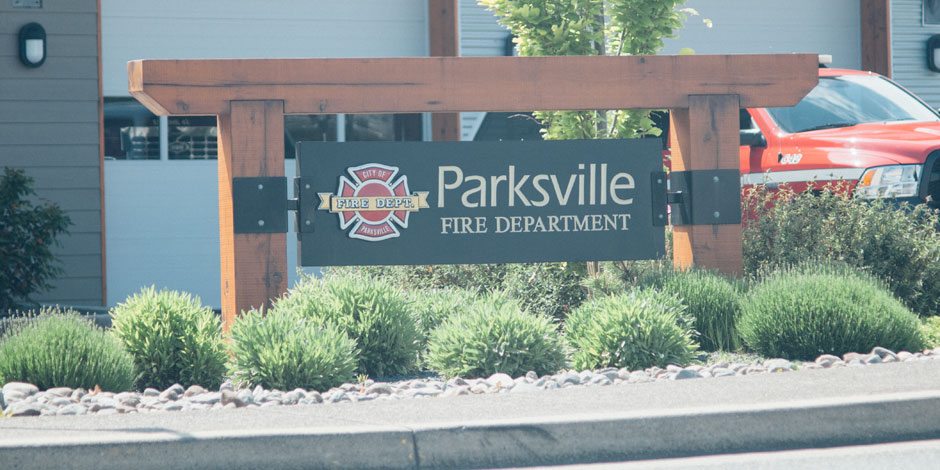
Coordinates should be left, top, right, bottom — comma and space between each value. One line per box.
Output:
565, 289, 697, 371
0, 168, 71, 312
743, 184, 940, 316
110, 287, 227, 390
328, 262, 586, 321
500, 263, 587, 320
0, 308, 134, 391
922, 317, 940, 349
739, 263, 925, 360
636, 267, 743, 352
425, 293, 567, 378
410, 288, 476, 344
227, 308, 358, 391
274, 273, 421, 378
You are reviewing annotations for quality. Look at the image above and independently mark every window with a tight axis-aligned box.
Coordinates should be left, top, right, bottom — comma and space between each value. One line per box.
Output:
104, 98, 424, 160
284, 115, 337, 158
167, 116, 217, 159
927, 0, 940, 25
740, 109, 756, 131
765, 75, 940, 134
104, 98, 159, 159
345, 114, 423, 142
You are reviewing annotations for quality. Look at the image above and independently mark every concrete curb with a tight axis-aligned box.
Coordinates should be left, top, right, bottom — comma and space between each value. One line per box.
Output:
3, 390, 940, 470
413, 390, 940, 469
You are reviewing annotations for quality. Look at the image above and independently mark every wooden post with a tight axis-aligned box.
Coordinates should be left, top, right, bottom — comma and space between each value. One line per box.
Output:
217, 100, 287, 329
861, 0, 891, 78
428, 0, 460, 141
670, 95, 743, 276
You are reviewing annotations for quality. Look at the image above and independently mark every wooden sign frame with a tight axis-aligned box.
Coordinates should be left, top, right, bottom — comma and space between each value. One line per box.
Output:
128, 54, 818, 328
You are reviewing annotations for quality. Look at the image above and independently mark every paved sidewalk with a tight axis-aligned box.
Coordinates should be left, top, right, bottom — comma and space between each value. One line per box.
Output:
2, 359, 940, 470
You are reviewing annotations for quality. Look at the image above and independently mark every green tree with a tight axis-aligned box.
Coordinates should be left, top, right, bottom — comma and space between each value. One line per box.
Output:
479, 0, 700, 277
479, 0, 697, 140
0, 168, 71, 312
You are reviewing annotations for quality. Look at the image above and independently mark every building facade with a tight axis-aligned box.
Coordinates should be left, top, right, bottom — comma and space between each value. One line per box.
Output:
0, 0, 104, 306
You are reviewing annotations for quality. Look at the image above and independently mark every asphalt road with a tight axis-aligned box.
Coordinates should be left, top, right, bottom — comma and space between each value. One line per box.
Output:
2, 359, 940, 469
508, 439, 940, 470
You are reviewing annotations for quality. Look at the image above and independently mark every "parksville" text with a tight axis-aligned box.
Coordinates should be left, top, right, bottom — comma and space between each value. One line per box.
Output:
437, 164, 635, 208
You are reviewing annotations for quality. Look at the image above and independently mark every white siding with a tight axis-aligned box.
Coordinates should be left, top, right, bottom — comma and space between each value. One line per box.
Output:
101, 0, 429, 96
101, 1, 427, 307
892, 0, 940, 107
661, 0, 861, 70
105, 160, 309, 308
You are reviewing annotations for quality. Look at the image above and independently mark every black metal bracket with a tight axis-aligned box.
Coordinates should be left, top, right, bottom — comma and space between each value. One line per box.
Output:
651, 172, 669, 227
667, 170, 741, 226
294, 177, 318, 233
232, 177, 289, 234
232, 176, 322, 234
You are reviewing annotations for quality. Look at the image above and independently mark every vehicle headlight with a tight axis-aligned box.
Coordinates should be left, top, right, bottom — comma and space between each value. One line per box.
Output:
855, 165, 922, 199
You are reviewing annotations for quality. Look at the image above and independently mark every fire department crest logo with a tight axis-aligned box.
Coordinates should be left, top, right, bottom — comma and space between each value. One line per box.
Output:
318, 164, 429, 241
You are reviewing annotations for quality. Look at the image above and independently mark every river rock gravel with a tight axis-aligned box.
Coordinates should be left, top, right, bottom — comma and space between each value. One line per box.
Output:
3, 346, 940, 418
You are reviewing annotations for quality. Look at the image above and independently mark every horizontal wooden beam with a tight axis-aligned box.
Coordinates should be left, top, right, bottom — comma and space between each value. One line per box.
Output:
128, 55, 818, 116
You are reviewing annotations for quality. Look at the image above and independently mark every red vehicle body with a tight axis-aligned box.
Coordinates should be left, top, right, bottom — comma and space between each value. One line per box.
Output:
736, 67, 940, 205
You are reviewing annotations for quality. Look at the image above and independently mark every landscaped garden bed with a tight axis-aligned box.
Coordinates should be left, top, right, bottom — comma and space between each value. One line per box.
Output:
4, 185, 940, 418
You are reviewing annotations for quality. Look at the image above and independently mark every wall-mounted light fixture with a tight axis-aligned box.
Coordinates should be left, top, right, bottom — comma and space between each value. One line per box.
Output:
18, 22, 46, 68
928, 34, 940, 73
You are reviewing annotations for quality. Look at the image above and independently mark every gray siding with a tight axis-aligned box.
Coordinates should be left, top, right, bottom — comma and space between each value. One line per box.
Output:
458, 0, 511, 140
0, 1, 103, 306
660, 0, 861, 69
892, 0, 940, 108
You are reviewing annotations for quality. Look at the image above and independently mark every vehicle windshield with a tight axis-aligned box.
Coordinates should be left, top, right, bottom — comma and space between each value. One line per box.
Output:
766, 75, 940, 134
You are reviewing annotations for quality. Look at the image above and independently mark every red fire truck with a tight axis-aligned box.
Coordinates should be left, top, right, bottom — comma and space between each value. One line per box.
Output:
737, 65, 940, 205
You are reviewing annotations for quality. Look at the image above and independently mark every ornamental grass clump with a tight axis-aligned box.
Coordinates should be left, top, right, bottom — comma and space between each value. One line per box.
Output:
274, 272, 421, 377
636, 267, 743, 352
739, 263, 925, 360
425, 293, 567, 378
110, 287, 227, 390
410, 288, 476, 344
0, 308, 134, 391
227, 308, 358, 391
565, 289, 697, 371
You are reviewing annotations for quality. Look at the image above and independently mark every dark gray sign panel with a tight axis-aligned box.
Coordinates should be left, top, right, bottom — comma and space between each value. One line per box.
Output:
296, 140, 665, 266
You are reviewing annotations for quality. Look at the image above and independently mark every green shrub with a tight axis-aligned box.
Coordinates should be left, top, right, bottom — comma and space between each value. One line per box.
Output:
274, 272, 421, 378
0, 308, 134, 391
110, 287, 227, 390
0, 168, 71, 313
227, 308, 358, 391
425, 293, 567, 378
410, 288, 476, 343
500, 263, 587, 320
328, 262, 586, 321
743, 184, 940, 316
739, 263, 925, 360
565, 289, 697, 371
922, 316, 940, 349
636, 267, 743, 352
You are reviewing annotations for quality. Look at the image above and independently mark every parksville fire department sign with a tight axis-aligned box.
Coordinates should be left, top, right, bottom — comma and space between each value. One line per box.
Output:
295, 139, 666, 266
